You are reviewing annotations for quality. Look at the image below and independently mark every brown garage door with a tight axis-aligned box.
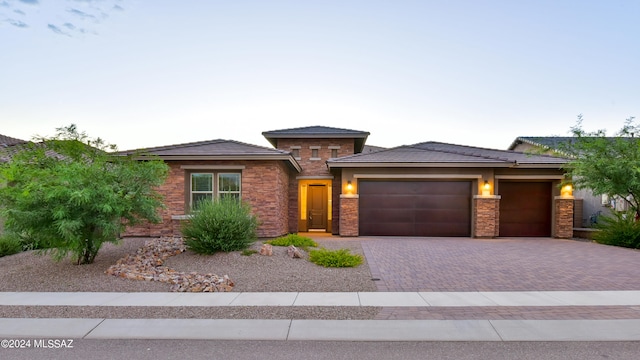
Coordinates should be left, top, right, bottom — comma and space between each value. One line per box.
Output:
359, 180, 471, 237
499, 181, 552, 237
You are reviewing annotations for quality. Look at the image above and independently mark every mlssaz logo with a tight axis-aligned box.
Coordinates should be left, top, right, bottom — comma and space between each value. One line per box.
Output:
34, 339, 74, 349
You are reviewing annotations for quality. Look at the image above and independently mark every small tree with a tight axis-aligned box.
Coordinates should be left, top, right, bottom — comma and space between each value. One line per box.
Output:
0, 125, 168, 264
562, 115, 640, 218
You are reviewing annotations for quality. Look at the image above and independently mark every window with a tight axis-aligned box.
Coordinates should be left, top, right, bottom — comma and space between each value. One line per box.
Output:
309, 146, 321, 160
328, 146, 340, 159
290, 146, 301, 160
190, 172, 241, 208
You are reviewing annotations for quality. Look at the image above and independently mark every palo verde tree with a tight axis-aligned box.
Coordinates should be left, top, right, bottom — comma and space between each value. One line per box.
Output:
561, 115, 640, 219
0, 125, 168, 264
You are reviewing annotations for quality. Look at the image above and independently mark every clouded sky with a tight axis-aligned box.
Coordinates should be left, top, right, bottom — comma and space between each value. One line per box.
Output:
1, 0, 638, 151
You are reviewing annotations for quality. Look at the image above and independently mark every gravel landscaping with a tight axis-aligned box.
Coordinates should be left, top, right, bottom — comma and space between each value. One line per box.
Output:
0, 237, 381, 319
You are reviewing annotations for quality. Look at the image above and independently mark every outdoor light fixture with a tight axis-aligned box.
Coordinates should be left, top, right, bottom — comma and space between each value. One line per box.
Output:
561, 184, 573, 197
482, 180, 491, 196
346, 181, 353, 192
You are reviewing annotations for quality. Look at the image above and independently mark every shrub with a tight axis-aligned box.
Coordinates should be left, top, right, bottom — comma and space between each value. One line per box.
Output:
593, 211, 640, 249
0, 233, 23, 257
266, 233, 318, 250
309, 248, 363, 268
182, 197, 259, 254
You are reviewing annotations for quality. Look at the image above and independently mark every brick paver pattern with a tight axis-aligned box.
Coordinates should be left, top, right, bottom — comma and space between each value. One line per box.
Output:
360, 237, 640, 292
360, 237, 640, 320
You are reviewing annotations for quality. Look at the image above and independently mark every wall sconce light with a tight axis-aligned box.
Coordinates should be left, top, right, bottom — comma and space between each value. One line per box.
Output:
346, 180, 353, 193
482, 180, 491, 196
561, 184, 573, 197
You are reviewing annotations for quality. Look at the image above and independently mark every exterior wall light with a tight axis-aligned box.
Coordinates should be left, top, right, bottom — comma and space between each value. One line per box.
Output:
561, 184, 573, 197
346, 180, 353, 193
482, 180, 491, 196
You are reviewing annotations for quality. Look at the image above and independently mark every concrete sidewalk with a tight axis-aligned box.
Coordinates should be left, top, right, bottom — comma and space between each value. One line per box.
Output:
1, 291, 640, 341
2, 290, 640, 307
2, 318, 640, 341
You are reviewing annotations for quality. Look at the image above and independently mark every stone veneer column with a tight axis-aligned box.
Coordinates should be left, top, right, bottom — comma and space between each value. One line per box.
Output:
473, 195, 501, 238
339, 195, 359, 237
554, 196, 574, 239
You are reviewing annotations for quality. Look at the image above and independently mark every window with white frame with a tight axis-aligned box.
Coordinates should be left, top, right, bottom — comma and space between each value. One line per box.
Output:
190, 172, 241, 208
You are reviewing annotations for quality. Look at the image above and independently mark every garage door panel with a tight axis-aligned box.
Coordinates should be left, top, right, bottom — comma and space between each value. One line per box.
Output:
414, 195, 468, 209
362, 222, 415, 236
361, 209, 415, 222
414, 223, 470, 237
366, 196, 417, 209
414, 209, 467, 222
359, 180, 471, 237
499, 182, 552, 237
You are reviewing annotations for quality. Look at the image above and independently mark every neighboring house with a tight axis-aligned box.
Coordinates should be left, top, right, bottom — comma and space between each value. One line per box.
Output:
509, 136, 617, 227
122, 126, 573, 239
0, 134, 29, 235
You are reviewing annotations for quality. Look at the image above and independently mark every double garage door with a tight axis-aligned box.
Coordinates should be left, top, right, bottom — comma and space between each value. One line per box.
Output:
359, 180, 472, 237
358, 180, 552, 237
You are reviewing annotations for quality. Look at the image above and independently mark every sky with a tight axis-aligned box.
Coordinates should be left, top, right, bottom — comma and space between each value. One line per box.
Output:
1, 0, 639, 151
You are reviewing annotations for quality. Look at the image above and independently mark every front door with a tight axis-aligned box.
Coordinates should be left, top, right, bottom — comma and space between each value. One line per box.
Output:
308, 185, 327, 230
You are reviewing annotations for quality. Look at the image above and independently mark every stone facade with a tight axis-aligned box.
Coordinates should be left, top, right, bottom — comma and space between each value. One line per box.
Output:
123, 160, 292, 238
473, 196, 500, 238
339, 195, 359, 237
554, 197, 574, 239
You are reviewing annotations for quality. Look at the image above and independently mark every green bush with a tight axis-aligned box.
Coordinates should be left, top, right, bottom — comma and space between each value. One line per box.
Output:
309, 248, 363, 268
182, 197, 259, 254
0, 233, 23, 257
593, 211, 640, 249
266, 233, 318, 250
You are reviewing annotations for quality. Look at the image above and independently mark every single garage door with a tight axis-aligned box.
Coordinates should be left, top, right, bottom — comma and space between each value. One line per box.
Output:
359, 180, 472, 236
499, 181, 552, 237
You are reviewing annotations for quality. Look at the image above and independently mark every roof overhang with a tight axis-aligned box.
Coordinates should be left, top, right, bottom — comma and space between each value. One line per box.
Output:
263, 133, 370, 153
327, 161, 566, 169
128, 154, 302, 172
327, 161, 515, 168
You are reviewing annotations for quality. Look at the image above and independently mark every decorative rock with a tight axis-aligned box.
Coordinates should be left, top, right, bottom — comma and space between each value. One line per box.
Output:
105, 237, 235, 292
287, 245, 303, 259
259, 243, 273, 256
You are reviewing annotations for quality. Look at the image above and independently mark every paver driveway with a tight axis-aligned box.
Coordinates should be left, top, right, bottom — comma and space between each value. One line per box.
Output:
360, 237, 640, 292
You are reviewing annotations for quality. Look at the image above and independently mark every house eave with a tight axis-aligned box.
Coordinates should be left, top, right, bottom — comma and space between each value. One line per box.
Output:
133, 154, 302, 172
327, 162, 516, 168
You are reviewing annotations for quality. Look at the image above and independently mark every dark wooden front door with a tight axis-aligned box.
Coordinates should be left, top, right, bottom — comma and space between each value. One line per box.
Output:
359, 180, 472, 237
499, 181, 552, 237
308, 185, 327, 230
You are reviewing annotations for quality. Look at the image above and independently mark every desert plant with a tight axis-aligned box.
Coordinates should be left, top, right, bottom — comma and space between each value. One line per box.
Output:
0, 125, 168, 264
182, 196, 258, 254
266, 233, 318, 250
309, 248, 363, 268
0, 232, 23, 257
593, 211, 640, 249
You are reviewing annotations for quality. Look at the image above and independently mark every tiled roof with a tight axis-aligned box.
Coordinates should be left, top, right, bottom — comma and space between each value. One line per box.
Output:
0, 134, 27, 147
328, 141, 568, 168
362, 145, 386, 154
118, 139, 301, 171
0, 134, 28, 162
262, 126, 369, 137
262, 126, 370, 153
508, 136, 580, 151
